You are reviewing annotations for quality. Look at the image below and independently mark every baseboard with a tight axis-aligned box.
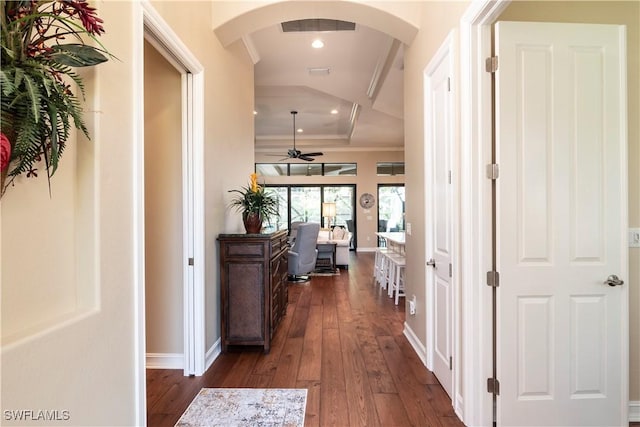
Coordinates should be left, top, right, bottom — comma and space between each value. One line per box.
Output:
356, 247, 378, 253
146, 352, 183, 369
205, 338, 221, 372
630, 401, 640, 422
403, 322, 427, 366
454, 393, 464, 423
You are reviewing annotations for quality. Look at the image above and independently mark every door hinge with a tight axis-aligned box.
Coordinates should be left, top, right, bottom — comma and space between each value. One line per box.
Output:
188, 257, 194, 266
449, 356, 453, 370
487, 377, 500, 395
487, 270, 500, 287
448, 170, 452, 184
485, 56, 498, 73
449, 263, 453, 278
486, 163, 499, 180
447, 77, 451, 92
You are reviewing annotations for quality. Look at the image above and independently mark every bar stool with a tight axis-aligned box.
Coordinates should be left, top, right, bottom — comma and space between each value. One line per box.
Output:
374, 247, 392, 286
386, 253, 406, 305
379, 251, 392, 290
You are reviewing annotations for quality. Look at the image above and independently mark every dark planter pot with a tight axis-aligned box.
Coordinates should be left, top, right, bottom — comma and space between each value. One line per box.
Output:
243, 211, 262, 234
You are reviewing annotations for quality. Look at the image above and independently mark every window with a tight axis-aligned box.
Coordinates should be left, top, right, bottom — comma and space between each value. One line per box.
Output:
263, 186, 288, 232
255, 163, 288, 176
376, 162, 405, 176
255, 162, 357, 176
290, 187, 321, 223
377, 184, 405, 244
323, 163, 357, 176
290, 163, 322, 176
265, 184, 357, 248
323, 186, 355, 228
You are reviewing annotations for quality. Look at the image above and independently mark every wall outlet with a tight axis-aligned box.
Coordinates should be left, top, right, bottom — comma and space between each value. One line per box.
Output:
630, 228, 640, 248
409, 295, 417, 315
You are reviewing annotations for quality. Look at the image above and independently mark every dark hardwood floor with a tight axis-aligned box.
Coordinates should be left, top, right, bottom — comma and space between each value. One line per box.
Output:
146, 251, 463, 426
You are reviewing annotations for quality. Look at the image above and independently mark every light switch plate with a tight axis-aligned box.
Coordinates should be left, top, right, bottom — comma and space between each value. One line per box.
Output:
630, 228, 640, 248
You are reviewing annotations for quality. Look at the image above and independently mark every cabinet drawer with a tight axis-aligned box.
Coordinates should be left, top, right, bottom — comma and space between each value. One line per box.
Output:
272, 238, 282, 255
225, 242, 266, 257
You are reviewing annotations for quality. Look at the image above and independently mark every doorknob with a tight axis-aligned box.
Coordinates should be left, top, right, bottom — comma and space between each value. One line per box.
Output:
604, 274, 624, 287
426, 258, 436, 268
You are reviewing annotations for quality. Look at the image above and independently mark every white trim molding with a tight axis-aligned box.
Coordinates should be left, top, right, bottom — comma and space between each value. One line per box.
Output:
403, 322, 427, 367
146, 353, 184, 370
205, 339, 222, 371
459, 1, 511, 426
356, 247, 378, 253
630, 401, 640, 422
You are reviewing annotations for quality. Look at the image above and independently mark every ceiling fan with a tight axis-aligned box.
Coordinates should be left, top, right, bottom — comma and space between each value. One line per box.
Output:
279, 111, 323, 162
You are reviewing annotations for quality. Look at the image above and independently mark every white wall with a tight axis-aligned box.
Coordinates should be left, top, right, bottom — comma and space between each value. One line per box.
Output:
1, 2, 139, 423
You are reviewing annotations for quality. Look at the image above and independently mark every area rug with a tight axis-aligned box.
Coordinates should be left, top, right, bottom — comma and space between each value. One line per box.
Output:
175, 388, 307, 427
310, 268, 341, 276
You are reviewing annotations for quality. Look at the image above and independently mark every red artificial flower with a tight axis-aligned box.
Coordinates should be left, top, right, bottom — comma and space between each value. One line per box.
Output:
61, 0, 105, 35
1, 133, 11, 172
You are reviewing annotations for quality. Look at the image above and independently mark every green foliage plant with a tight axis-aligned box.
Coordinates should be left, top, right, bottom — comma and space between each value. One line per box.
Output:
0, 0, 111, 196
228, 173, 280, 222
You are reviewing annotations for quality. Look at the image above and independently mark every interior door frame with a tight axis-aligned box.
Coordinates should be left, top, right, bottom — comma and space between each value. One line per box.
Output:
133, 2, 206, 423
459, 1, 511, 425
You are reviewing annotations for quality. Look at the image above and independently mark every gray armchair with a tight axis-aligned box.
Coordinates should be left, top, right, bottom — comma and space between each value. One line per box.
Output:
288, 222, 320, 282
288, 221, 305, 245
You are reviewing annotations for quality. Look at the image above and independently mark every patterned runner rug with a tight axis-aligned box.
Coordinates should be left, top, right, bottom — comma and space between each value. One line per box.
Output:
175, 388, 307, 427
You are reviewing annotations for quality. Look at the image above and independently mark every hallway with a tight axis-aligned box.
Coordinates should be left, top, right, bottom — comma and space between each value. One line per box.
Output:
147, 252, 463, 426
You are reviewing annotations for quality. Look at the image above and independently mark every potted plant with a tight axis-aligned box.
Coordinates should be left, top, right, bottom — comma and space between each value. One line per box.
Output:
228, 173, 279, 234
0, 0, 111, 197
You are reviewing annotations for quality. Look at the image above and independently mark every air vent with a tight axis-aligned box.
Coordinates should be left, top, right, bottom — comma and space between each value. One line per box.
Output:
307, 67, 330, 76
281, 19, 356, 33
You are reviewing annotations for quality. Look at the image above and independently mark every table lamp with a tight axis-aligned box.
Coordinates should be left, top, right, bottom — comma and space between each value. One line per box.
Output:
322, 202, 336, 239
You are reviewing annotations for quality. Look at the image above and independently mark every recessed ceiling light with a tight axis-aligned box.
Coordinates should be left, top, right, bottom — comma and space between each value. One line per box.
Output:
330, 109, 338, 115
253, 110, 257, 115
297, 128, 303, 133
311, 39, 324, 49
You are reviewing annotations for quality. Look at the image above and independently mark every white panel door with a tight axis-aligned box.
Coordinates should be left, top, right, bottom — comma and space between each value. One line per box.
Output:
425, 32, 455, 399
495, 21, 628, 426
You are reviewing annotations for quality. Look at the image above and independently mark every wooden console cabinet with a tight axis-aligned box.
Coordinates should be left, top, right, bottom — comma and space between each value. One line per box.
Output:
218, 230, 289, 353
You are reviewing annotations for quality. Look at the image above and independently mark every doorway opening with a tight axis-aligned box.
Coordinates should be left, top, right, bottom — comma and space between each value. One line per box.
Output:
140, 1, 206, 378
143, 40, 184, 371
134, 4, 206, 423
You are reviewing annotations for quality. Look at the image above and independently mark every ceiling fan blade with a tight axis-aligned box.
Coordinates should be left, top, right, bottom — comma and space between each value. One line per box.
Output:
300, 152, 323, 157
298, 155, 315, 161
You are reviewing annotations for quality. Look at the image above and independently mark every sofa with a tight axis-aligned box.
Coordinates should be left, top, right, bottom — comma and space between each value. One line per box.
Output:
317, 227, 352, 268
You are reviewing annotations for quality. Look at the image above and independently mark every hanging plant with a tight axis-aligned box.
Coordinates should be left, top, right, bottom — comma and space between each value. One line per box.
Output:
0, 0, 111, 197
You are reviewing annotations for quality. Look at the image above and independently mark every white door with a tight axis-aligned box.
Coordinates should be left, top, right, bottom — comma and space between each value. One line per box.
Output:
495, 21, 628, 426
425, 31, 456, 399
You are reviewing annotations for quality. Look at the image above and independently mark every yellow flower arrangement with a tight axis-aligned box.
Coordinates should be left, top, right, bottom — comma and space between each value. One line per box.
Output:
228, 173, 279, 222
